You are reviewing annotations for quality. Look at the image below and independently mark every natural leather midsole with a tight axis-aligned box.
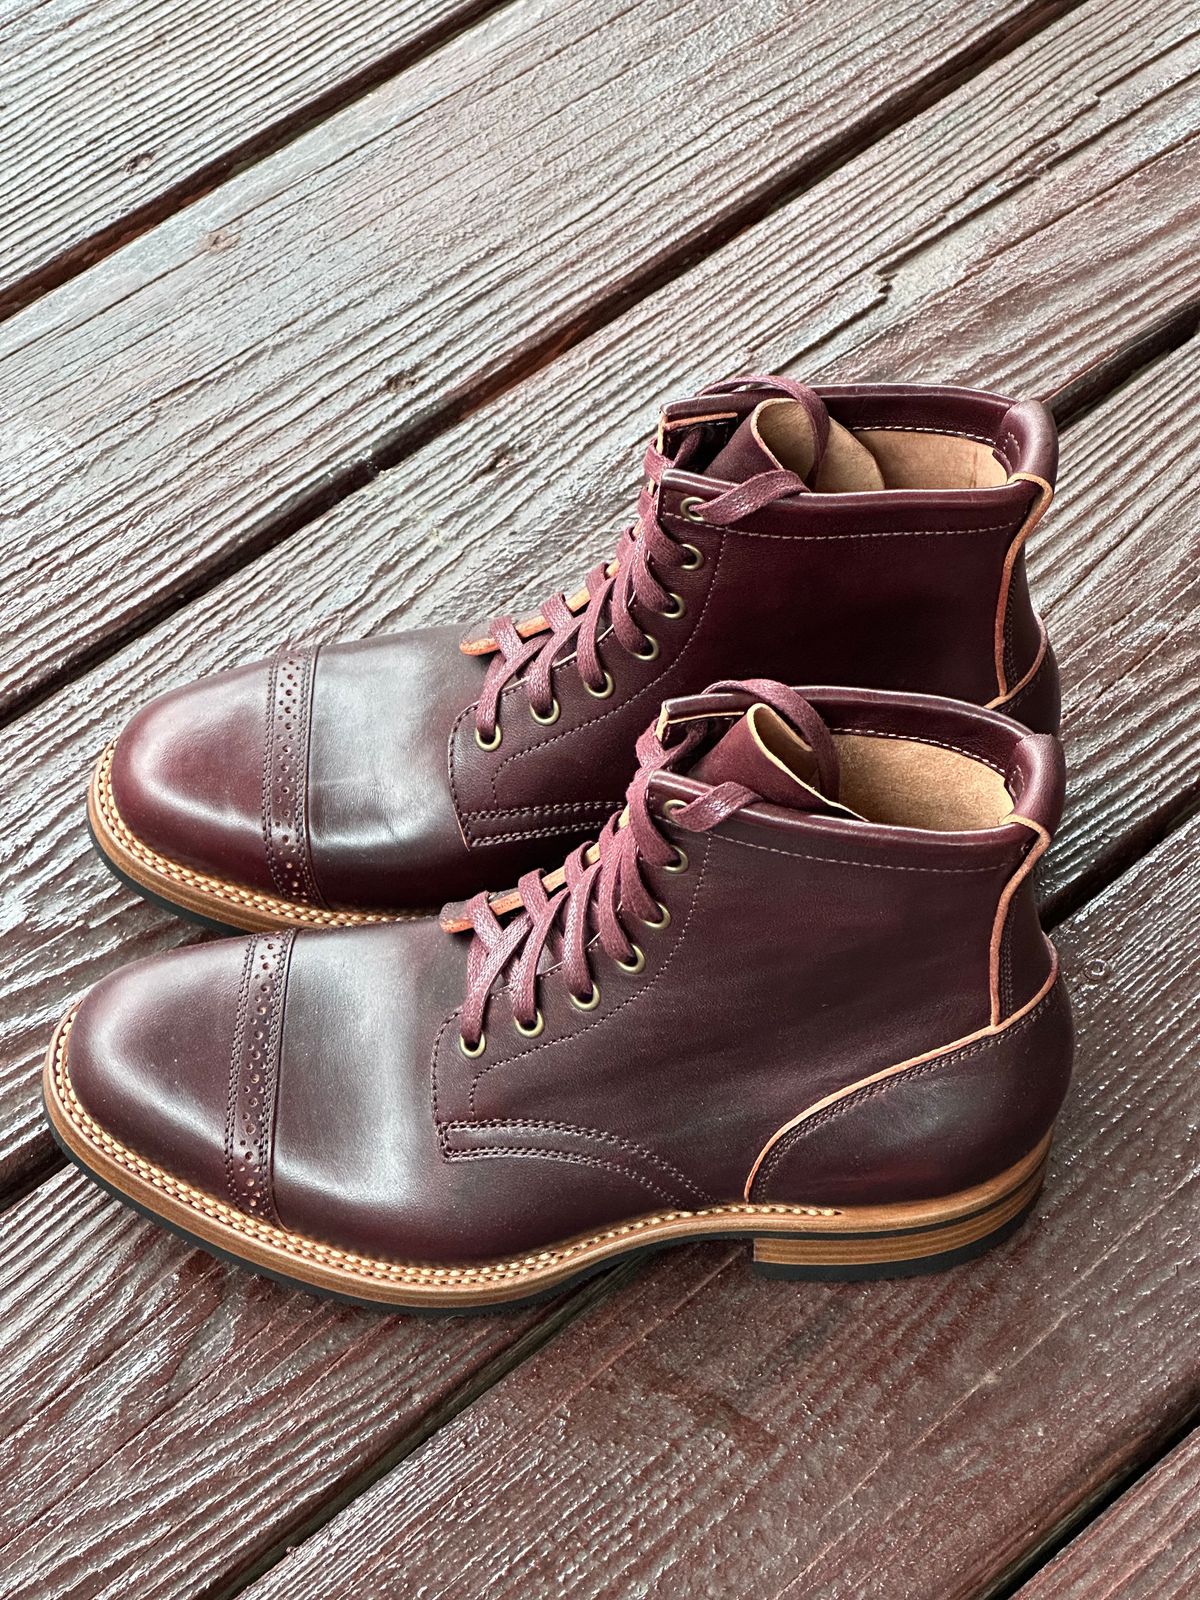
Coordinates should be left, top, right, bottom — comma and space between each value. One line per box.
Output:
89, 741, 421, 932
45, 1005, 1052, 1308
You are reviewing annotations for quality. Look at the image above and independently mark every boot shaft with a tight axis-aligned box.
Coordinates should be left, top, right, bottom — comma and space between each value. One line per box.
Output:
446, 684, 1067, 1205
655, 380, 1059, 722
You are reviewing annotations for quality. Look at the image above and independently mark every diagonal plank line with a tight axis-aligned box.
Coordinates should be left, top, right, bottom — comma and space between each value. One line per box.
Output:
0, 0, 1089, 729
0, 0, 516, 325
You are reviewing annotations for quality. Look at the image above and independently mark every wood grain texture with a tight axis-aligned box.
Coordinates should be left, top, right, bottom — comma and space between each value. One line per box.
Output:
0, 0, 1196, 1193
234, 809, 1200, 1600
1014, 1427, 1200, 1600
0, 0, 490, 314
1029, 335, 1200, 914
0, 0, 1086, 710
0, 1164, 594, 1600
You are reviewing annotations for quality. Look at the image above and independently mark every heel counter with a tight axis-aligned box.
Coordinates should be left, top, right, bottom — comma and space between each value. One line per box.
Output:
993, 635, 1061, 734
751, 977, 1073, 1208
993, 472, 1057, 731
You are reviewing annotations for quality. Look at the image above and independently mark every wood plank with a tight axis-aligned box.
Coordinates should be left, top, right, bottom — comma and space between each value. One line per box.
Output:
0, 0, 1087, 711
0, 1163, 605, 1600
0, 0, 1196, 1192
1029, 337, 1200, 916
233, 809, 1200, 1600
0, 0, 492, 315
1014, 1428, 1200, 1600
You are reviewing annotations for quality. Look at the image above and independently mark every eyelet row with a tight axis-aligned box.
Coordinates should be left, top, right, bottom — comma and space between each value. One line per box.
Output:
459, 888, 674, 1060
472, 544, 702, 752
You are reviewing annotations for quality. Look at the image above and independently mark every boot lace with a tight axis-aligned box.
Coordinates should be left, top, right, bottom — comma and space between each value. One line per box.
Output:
472, 400, 810, 745
454, 681, 827, 1055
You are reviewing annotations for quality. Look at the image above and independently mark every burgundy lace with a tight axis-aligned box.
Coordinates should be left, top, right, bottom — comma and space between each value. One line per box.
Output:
472, 437, 807, 742
454, 680, 828, 1052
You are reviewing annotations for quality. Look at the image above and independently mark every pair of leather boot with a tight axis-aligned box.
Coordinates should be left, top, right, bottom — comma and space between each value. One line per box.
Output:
46, 376, 1072, 1308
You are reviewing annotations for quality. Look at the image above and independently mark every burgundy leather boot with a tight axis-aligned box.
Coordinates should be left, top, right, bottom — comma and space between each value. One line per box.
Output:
50, 679, 1072, 1309
90, 377, 1059, 931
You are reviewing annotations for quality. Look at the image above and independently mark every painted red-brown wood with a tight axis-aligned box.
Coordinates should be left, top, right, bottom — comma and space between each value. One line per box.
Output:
0, 0, 1096, 710
0, 0, 495, 316
1014, 1427, 1200, 1600
0, 0, 1195, 1196
0, 1164, 604, 1600
234, 809, 1200, 1600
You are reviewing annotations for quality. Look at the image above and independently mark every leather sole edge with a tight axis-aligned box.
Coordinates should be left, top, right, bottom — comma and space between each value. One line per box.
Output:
88, 741, 424, 932
44, 1005, 1053, 1310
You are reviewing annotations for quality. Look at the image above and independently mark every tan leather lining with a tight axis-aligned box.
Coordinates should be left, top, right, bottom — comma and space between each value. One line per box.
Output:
832, 733, 1012, 832
749, 706, 865, 821
854, 429, 1009, 490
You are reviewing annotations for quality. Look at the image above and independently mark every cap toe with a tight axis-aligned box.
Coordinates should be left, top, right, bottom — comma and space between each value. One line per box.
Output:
108, 661, 278, 895
65, 937, 268, 1204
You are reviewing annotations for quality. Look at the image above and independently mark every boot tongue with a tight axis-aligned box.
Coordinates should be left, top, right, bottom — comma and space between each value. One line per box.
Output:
706, 393, 886, 492
689, 704, 862, 819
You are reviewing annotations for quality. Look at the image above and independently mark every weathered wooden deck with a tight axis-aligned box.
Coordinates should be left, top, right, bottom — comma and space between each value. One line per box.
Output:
1, 1, 1197, 1595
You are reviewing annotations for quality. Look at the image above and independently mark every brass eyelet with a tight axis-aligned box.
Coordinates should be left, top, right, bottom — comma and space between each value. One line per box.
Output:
475, 724, 502, 752
634, 634, 660, 662
661, 799, 688, 872
661, 592, 685, 620
530, 697, 560, 726
642, 901, 670, 930
615, 943, 645, 975
514, 1009, 545, 1038
585, 669, 615, 699
569, 983, 601, 1011
459, 1032, 486, 1058
679, 542, 704, 571
680, 496, 709, 524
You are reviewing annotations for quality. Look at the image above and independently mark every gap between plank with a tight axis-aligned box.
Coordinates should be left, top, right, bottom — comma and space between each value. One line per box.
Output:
199, 1251, 662, 1600
2, 8, 1187, 1586
0, 0, 1089, 736
0, 0, 515, 324
979, 1398, 1200, 1600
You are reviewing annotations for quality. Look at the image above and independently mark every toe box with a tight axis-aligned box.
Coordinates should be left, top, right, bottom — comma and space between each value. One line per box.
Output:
64, 936, 273, 1204
108, 659, 279, 896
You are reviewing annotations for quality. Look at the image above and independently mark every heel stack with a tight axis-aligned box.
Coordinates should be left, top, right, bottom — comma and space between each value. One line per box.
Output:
750, 1134, 1050, 1282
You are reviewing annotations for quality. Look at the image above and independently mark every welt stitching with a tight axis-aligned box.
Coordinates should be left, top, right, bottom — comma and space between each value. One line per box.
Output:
464, 834, 714, 1111
758, 987, 1056, 1188
486, 530, 729, 786
828, 724, 1008, 777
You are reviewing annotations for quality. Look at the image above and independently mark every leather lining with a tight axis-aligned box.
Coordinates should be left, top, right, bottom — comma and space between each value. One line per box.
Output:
832, 733, 1013, 831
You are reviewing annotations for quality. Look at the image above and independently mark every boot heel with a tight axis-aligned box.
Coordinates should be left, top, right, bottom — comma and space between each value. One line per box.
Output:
749, 1136, 1050, 1283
